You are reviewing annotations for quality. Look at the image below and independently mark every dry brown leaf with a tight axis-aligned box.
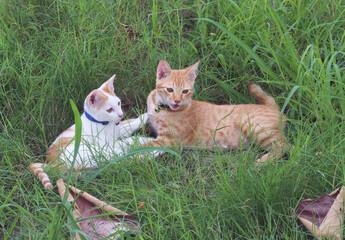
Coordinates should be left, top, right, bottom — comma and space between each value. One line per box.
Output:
57, 179, 140, 239
295, 186, 344, 239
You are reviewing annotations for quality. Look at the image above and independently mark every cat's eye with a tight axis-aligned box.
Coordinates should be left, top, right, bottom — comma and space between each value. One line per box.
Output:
166, 88, 174, 93
118, 102, 121, 106
182, 89, 189, 94
107, 108, 113, 113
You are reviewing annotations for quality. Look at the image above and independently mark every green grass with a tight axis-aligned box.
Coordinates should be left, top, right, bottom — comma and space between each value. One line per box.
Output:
1, 0, 345, 239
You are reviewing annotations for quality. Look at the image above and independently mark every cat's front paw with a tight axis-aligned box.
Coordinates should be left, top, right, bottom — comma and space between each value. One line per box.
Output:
139, 113, 149, 125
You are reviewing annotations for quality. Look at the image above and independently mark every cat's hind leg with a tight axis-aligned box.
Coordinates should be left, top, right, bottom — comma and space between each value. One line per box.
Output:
254, 128, 287, 165
255, 140, 287, 165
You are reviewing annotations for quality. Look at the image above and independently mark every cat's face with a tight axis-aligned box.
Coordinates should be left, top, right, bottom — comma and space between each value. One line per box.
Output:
84, 75, 123, 124
155, 60, 199, 111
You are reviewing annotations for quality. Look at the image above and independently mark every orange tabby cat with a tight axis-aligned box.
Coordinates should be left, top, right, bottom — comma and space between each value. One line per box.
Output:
144, 60, 287, 164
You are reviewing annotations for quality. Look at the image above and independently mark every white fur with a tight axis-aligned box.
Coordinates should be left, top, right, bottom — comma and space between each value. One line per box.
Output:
51, 76, 156, 169
58, 113, 153, 168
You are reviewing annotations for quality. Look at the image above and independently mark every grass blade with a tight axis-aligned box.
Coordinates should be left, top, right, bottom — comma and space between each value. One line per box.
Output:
83, 146, 181, 187
199, 18, 278, 80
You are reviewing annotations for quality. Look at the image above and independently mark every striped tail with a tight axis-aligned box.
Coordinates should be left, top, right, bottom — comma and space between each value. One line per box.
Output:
248, 84, 279, 109
29, 163, 54, 189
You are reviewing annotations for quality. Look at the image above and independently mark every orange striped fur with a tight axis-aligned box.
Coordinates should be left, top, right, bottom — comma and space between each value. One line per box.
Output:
29, 133, 74, 189
29, 163, 54, 189
145, 60, 287, 164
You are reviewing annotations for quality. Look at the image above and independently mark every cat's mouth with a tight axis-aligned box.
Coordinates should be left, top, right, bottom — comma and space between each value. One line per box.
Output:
169, 104, 180, 110
116, 122, 120, 125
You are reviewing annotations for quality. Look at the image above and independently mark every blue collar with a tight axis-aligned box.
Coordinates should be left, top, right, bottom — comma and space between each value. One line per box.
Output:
84, 112, 109, 125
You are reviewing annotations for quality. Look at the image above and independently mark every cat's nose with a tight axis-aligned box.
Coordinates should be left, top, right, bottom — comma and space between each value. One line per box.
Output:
174, 100, 181, 104
118, 114, 123, 118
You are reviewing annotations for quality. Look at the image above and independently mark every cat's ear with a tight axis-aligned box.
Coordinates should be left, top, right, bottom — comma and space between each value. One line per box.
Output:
101, 74, 116, 93
186, 61, 199, 82
157, 60, 171, 80
87, 90, 104, 108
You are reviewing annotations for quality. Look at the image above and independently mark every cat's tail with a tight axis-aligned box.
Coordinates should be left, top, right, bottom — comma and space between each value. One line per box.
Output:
248, 84, 279, 109
29, 163, 54, 189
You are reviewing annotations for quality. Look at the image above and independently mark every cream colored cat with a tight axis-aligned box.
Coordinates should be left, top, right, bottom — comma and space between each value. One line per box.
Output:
143, 60, 287, 164
30, 75, 153, 189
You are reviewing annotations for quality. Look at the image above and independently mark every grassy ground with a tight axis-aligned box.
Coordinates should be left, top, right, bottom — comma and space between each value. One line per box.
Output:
1, 0, 345, 239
